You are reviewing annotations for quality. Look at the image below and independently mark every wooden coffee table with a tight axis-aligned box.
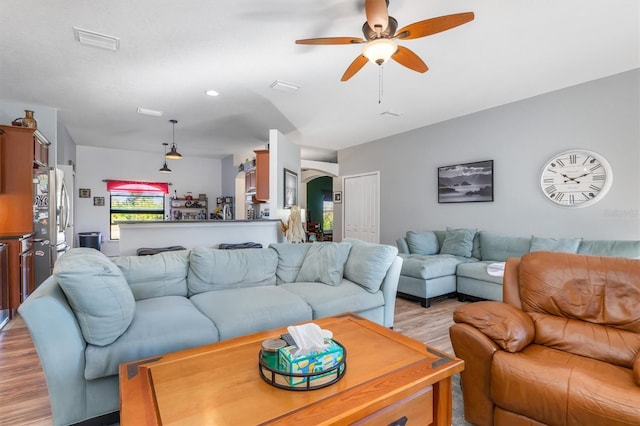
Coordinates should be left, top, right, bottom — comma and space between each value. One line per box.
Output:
120, 313, 464, 425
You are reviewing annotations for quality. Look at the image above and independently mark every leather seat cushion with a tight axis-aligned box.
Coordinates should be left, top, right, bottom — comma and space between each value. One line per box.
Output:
492, 345, 640, 426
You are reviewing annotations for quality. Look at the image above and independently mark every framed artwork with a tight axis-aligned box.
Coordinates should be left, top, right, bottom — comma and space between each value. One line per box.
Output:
93, 196, 105, 206
283, 168, 297, 208
438, 160, 494, 203
79, 188, 91, 198
333, 191, 342, 204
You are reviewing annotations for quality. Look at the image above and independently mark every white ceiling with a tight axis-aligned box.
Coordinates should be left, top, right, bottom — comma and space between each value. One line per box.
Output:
1, 1, 638, 162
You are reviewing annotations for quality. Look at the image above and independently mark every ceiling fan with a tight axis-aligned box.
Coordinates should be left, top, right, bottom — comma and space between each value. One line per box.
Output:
295, 0, 474, 81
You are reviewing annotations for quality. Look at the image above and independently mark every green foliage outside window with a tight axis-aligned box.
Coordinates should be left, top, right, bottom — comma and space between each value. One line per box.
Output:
110, 192, 165, 240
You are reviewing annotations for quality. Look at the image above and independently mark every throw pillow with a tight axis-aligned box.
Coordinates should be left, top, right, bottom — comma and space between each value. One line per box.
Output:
296, 242, 352, 286
54, 248, 135, 346
405, 231, 439, 255
529, 236, 581, 253
343, 238, 398, 293
440, 227, 477, 258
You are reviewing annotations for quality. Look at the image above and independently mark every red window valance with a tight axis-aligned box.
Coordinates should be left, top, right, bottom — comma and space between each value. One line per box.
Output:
105, 180, 169, 194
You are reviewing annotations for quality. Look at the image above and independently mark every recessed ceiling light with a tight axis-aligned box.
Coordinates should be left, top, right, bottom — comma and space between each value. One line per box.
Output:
73, 27, 120, 51
137, 107, 163, 117
205, 90, 220, 97
269, 80, 301, 93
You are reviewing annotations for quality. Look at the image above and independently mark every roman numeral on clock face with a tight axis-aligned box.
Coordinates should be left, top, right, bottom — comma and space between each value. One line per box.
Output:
556, 158, 565, 167
569, 154, 577, 164
592, 174, 606, 181
589, 184, 601, 191
543, 178, 554, 184
590, 164, 602, 172
544, 185, 557, 194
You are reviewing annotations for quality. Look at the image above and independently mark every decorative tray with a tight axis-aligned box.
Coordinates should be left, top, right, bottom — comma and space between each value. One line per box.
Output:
258, 340, 347, 391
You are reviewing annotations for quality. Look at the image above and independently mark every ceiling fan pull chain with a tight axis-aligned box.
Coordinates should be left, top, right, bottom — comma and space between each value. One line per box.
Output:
378, 66, 384, 104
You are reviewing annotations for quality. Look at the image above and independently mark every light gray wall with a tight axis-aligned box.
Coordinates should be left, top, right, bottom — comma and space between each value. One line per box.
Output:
220, 155, 236, 198
56, 121, 76, 167
338, 69, 640, 245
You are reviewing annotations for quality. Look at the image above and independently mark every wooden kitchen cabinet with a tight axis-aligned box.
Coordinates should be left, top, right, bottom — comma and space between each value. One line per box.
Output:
254, 149, 269, 202
0, 235, 34, 315
0, 125, 37, 235
33, 130, 50, 167
245, 169, 256, 193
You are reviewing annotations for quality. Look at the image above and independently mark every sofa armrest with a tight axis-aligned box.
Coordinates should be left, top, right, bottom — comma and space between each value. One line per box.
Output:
453, 301, 535, 352
18, 276, 90, 426
634, 352, 640, 386
380, 256, 403, 328
396, 237, 410, 254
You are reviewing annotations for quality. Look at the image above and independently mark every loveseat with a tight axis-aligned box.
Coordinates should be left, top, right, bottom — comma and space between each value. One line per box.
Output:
449, 251, 640, 426
18, 239, 402, 426
396, 228, 640, 307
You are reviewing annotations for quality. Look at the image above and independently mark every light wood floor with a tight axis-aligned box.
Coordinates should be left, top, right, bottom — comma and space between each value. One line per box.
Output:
0, 296, 466, 426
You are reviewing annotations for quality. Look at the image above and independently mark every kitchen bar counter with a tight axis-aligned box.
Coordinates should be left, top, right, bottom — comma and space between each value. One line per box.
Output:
118, 220, 283, 256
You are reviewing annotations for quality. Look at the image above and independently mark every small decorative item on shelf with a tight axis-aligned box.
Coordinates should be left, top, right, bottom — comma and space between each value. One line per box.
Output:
185, 192, 193, 200
12, 110, 37, 128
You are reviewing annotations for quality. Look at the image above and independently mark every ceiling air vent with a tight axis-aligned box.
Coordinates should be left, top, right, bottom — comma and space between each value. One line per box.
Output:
73, 27, 120, 51
269, 80, 301, 93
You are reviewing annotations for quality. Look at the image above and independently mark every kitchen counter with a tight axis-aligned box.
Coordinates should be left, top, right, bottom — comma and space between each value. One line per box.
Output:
117, 220, 283, 256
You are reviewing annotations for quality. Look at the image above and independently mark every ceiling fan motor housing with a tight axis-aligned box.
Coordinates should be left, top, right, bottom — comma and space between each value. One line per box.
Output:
362, 16, 398, 40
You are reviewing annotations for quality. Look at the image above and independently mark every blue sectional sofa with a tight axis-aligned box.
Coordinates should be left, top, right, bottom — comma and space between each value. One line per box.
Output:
396, 228, 640, 307
18, 239, 401, 426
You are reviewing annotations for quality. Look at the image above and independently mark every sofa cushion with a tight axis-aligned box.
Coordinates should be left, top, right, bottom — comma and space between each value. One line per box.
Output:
529, 236, 581, 253
268, 243, 311, 283
190, 286, 312, 340
456, 261, 504, 285
399, 253, 474, 280
480, 232, 531, 261
440, 227, 477, 257
406, 231, 439, 255
84, 295, 219, 380
112, 250, 189, 300
296, 241, 352, 286
343, 238, 398, 293
54, 248, 135, 346
578, 240, 640, 258
279, 280, 384, 319
187, 247, 278, 294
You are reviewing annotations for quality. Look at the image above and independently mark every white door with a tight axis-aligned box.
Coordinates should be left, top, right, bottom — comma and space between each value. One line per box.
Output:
343, 172, 380, 243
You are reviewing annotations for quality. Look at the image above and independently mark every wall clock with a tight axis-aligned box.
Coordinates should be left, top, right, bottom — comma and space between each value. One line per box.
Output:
539, 149, 613, 208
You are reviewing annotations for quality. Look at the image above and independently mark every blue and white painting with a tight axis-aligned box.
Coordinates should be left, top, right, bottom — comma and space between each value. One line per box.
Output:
438, 160, 494, 203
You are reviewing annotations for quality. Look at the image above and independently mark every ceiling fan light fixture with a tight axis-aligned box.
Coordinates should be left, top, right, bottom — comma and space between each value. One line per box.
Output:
165, 119, 183, 159
362, 38, 397, 65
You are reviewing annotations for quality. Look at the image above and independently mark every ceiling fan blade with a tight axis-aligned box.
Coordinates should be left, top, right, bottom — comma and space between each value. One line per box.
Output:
341, 55, 369, 81
296, 36, 365, 45
391, 46, 428, 73
395, 12, 475, 40
365, 0, 389, 33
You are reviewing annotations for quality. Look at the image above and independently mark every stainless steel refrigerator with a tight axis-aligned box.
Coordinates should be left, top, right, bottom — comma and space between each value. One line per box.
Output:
33, 168, 70, 288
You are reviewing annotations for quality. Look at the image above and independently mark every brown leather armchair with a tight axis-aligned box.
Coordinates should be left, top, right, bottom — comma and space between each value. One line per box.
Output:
449, 251, 640, 426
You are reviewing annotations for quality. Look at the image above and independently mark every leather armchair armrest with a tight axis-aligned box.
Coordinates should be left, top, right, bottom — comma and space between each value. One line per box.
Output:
453, 301, 535, 353
634, 353, 640, 386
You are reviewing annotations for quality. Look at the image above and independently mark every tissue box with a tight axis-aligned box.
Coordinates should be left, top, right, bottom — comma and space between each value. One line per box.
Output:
278, 340, 344, 385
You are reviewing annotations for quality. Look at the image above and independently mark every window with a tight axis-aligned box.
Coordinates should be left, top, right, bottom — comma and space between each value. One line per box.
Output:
106, 181, 168, 240
322, 191, 333, 232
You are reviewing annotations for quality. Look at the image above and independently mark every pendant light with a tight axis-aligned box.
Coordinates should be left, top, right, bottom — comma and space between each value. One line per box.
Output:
165, 119, 183, 160
159, 143, 172, 173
